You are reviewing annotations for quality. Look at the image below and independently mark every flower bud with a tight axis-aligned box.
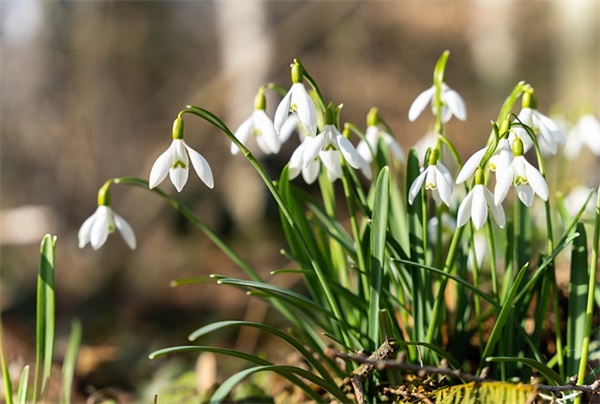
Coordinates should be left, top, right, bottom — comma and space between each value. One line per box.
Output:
367, 107, 379, 127
172, 117, 184, 140
499, 117, 511, 137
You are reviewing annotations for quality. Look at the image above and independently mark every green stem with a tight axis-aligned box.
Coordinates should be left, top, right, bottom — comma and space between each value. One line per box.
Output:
575, 188, 600, 398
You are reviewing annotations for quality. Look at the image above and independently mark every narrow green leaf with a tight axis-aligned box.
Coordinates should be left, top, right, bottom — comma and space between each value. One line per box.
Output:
16, 365, 29, 404
149, 346, 323, 402
209, 365, 348, 403
60, 319, 82, 404
188, 320, 335, 383
567, 223, 588, 378
486, 357, 563, 386
368, 166, 390, 347
0, 320, 14, 404
34, 234, 57, 402
479, 262, 529, 373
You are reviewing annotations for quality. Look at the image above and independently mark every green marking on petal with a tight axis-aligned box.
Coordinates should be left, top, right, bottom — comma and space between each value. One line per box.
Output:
172, 160, 187, 169
514, 176, 528, 186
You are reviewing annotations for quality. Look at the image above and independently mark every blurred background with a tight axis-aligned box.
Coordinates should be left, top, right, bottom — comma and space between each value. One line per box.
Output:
1, 0, 598, 401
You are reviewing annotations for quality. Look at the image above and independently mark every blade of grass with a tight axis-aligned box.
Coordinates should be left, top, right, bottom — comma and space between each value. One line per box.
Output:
567, 223, 588, 378
34, 234, 57, 403
209, 364, 348, 403
368, 166, 390, 348
0, 320, 14, 404
188, 320, 335, 383
16, 365, 29, 404
486, 357, 563, 386
60, 319, 81, 404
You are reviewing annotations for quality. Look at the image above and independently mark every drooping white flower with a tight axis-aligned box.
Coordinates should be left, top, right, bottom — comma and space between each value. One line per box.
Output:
288, 140, 320, 184
231, 109, 280, 155
408, 83, 466, 123
511, 107, 565, 155
301, 124, 371, 183
79, 205, 136, 250
149, 117, 213, 192
356, 125, 405, 163
455, 138, 513, 185
408, 151, 454, 207
494, 139, 548, 206
457, 184, 505, 230
274, 60, 318, 138
565, 114, 600, 159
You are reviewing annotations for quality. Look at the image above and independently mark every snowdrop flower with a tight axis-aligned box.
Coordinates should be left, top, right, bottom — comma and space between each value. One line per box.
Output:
565, 114, 600, 159
231, 90, 280, 155
149, 117, 214, 192
292, 105, 371, 183
356, 108, 404, 163
288, 140, 320, 184
511, 91, 565, 155
455, 138, 513, 185
408, 149, 454, 207
412, 131, 437, 162
408, 83, 466, 123
79, 183, 136, 250
494, 137, 549, 206
457, 169, 505, 230
274, 59, 318, 138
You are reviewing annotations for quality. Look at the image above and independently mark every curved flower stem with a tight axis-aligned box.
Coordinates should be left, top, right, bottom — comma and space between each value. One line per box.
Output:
179, 106, 350, 345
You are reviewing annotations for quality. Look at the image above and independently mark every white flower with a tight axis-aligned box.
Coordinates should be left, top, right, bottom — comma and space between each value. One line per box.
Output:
457, 184, 505, 230
231, 109, 281, 155
408, 160, 454, 207
408, 83, 466, 123
494, 154, 549, 206
412, 131, 437, 161
78, 205, 136, 250
356, 125, 405, 163
288, 140, 320, 184
274, 82, 318, 138
564, 185, 596, 217
149, 139, 214, 192
565, 114, 600, 159
511, 107, 565, 155
293, 124, 371, 183
455, 138, 513, 184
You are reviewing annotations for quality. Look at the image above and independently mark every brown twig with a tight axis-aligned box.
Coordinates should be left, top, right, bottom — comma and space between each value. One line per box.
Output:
331, 347, 600, 395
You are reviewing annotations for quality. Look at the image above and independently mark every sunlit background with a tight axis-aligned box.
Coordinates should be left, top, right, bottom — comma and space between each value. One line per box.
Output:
1, 1, 598, 400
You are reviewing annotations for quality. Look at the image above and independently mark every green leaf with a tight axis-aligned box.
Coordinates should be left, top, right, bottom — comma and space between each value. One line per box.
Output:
34, 234, 57, 402
486, 357, 563, 386
16, 365, 29, 404
368, 166, 390, 347
60, 319, 82, 404
567, 223, 588, 378
479, 262, 529, 372
0, 320, 14, 404
188, 321, 335, 383
209, 365, 348, 403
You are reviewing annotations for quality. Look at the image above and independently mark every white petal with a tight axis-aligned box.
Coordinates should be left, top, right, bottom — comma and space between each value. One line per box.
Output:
231, 116, 253, 155
579, 115, 600, 155
291, 83, 317, 136
456, 189, 475, 227
113, 212, 137, 250
170, 167, 188, 192
288, 142, 306, 180
383, 133, 405, 162
303, 159, 320, 184
517, 185, 534, 207
149, 144, 174, 189
443, 87, 467, 121
483, 187, 505, 228
408, 168, 428, 205
356, 139, 372, 163
78, 210, 97, 248
494, 167, 512, 205
337, 135, 362, 169
358, 154, 372, 180
255, 110, 281, 154
184, 141, 214, 189
456, 148, 485, 184
303, 134, 326, 167
523, 160, 548, 201
517, 108, 534, 126
90, 206, 111, 250
470, 186, 488, 230
279, 115, 299, 144
320, 150, 343, 180
435, 163, 454, 206
274, 90, 292, 133
408, 86, 434, 122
